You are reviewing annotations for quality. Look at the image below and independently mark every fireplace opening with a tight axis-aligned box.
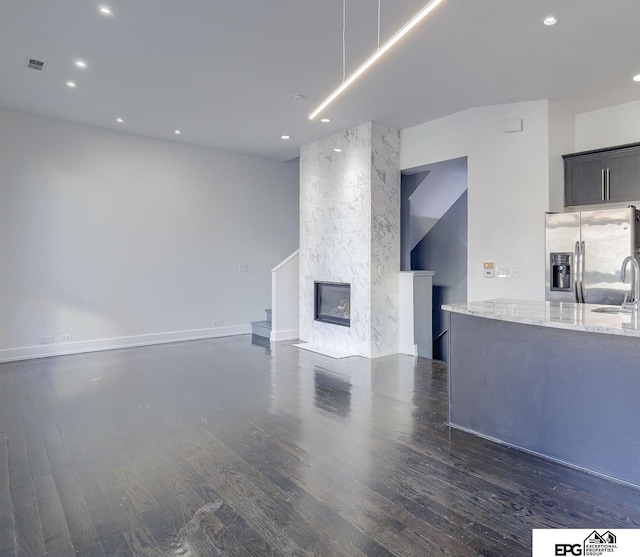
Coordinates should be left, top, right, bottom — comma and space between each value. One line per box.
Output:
314, 282, 351, 327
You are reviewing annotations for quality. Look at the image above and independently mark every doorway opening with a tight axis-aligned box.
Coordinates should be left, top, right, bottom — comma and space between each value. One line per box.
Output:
401, 157, 468, 361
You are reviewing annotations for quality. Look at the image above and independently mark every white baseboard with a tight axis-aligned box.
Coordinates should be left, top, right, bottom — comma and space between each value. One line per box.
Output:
0, 324, 251, 364
270, 329, 299, 342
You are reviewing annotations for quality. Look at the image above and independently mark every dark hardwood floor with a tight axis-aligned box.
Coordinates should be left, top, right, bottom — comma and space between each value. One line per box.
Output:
0, 336, 639, 556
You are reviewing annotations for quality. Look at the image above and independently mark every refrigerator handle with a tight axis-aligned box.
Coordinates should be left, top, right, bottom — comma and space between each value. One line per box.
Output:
606, 168, 611, 200
580, 240, 586, 303
574, 241, 581, 303
601, 169, 606, 201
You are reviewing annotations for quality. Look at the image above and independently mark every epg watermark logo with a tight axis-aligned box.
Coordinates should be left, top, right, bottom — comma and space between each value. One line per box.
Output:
534, 529, 637, 557
555, 544, 583, 556
554, 531, 617, 555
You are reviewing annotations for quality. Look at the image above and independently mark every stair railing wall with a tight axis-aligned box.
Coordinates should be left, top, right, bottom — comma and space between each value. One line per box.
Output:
270, 250, 300, 342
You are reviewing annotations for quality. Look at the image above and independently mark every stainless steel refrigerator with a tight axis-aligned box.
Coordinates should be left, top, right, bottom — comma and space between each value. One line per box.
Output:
545, 207, 640, 304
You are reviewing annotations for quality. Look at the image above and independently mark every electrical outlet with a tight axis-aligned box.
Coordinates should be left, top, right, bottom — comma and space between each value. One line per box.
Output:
40, 336, 54, 344
512, 267, 520, 278
213, 320, 223, 327
60, 333, 72, 342
238, 263, 248, 272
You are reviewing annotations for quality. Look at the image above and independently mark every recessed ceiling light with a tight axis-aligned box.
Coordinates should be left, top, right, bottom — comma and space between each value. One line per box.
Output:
633, 74, 640, 82
116, 117, 124, 123
74, 59, 88, 69
66, 81, 77, 88
280, 135, 291, 140
98, 5, 114, 16
320, 118, 331, 123
333, 148, 342, 152
174, 129, 182, 135
543, 16, 557, 26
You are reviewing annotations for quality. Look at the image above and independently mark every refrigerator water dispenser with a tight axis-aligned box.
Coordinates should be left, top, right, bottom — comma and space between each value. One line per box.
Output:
550, 253, 572, 291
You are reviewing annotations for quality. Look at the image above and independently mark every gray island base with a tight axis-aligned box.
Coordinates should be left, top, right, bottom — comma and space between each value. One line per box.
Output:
444, 299, 640, 488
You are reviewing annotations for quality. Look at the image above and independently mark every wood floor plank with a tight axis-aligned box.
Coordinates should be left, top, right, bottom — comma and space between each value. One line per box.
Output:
24, 427, 52, 483
213, 501, 279, 557
60, 428, 131, 553
0, 434, 17, 557
33, 475, 74, 555
179, 433, 313, 556
9, 438, 46, 557
121, 526, 166, 556
12, 493, 46, 557
46, 442, 101, 553
146, 453, 238, 555
161, 450, 276, 557
0, 495, 17, 557
140, 496, 221, 556
124, 446, 217, 555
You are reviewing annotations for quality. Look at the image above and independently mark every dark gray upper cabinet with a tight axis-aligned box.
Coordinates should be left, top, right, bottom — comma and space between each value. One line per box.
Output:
564, 152, 609, 206
607, 147, 640, 202
563, 143, 640, 207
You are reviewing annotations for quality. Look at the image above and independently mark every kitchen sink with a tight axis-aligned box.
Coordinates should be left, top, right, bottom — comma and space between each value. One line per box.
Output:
591, 306, 632, 314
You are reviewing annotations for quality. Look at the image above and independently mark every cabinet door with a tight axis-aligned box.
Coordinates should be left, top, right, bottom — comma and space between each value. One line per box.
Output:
564, 153, 608, 207
607, 146, 640, 202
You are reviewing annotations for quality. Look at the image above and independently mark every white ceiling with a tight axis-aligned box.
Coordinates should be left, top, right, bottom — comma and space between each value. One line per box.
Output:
1, 0, 640, 161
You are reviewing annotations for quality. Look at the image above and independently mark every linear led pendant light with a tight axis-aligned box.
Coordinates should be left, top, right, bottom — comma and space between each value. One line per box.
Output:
309, 0, 445, 120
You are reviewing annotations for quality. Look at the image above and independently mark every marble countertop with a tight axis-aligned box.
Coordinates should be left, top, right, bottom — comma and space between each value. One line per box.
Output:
442, 298, 640, 337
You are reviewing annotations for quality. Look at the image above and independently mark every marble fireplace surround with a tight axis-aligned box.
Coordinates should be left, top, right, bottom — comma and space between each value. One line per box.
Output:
298, 122, 401, 359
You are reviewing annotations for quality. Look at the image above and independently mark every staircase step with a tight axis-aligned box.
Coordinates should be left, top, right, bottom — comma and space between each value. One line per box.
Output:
251, 334, 271, 348
251, 320, 272, 338
265, 309, 272, 323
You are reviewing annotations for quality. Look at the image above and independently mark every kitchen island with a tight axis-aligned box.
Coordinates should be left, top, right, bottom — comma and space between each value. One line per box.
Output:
443, 299, 640, 488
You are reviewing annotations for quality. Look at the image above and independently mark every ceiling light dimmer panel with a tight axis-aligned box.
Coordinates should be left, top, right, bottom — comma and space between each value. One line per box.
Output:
27, 58, 44, 71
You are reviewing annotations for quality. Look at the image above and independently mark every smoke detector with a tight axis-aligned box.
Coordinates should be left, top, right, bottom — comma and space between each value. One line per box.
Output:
293, 94, 306, 102
28, 58, 44, 71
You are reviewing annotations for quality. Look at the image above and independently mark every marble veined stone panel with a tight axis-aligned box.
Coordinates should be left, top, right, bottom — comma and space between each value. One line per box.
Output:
370, 124, 401, 357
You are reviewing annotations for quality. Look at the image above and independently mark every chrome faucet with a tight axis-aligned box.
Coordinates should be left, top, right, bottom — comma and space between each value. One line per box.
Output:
621, 256, 640, 311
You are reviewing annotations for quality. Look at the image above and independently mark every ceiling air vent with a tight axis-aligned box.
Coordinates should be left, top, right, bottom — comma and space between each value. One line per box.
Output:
28, 58, 44, 71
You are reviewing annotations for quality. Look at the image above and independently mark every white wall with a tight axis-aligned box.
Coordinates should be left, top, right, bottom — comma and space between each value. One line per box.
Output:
0, 108, 299, 359
575, 99, 640, 152
573, 99, 640, 209
548, 101, 575, 212
401, 100, 553, 302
